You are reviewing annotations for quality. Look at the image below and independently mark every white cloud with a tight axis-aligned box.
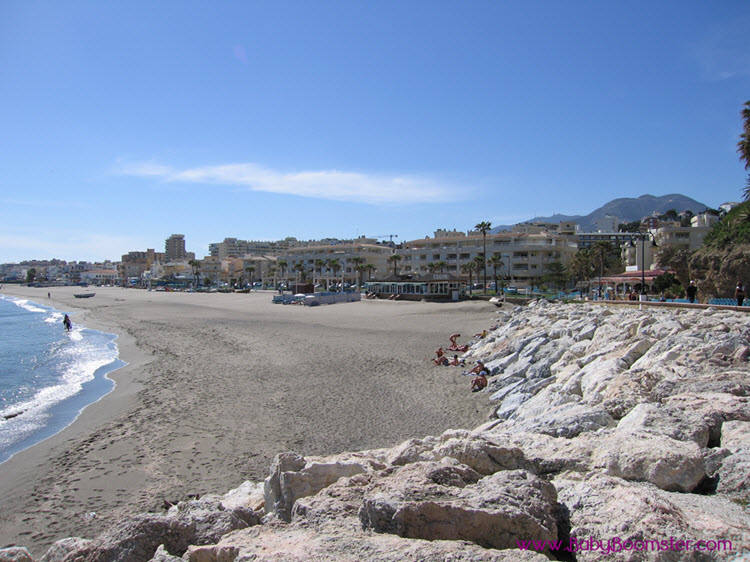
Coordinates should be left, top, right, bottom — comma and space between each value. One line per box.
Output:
118, 161, 458, 205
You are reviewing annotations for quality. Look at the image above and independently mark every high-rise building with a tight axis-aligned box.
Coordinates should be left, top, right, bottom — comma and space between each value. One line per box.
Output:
165, 234, 187, 262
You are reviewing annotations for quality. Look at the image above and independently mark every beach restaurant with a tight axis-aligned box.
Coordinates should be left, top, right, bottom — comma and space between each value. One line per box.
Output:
594, 269, 672, 297
365, 273, 467, 301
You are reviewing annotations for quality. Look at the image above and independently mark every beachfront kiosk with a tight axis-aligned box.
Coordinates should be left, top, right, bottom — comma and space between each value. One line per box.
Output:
365, 273, 467, 301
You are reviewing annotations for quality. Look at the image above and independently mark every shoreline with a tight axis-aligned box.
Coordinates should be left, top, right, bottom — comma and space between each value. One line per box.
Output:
0, 286, 495, 556
0, 295, 129, 465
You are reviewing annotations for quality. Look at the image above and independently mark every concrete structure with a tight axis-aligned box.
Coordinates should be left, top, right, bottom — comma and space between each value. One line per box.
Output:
165, 234, 187, 262
80, 269, 118, 285
118, 250, 164, 284
691, 212, 720, 228
595, 215, 620, 233
399, 229, 578, 288
281, 242, 393, 287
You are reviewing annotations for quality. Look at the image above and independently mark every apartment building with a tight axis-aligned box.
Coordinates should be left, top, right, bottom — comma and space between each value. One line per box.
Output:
119, 249, 164, 283
281, 242, 393, 285
165, 234, 187, 262
399, 229, 579, 287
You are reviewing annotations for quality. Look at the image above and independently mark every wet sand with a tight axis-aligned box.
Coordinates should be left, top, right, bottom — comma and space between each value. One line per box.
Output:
0, 286, 496, 556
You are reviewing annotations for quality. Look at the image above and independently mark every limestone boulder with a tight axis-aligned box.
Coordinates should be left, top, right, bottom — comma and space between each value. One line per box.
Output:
0, 547, 32, 562
616, 402, 710, 447
664, 392, 750, 445
40, 538, 95, 562
715, 450, 750, 505
432, 435, 525, 475
555, 471, 750, 561
147, 545, 183, 561
591, 431, 705, 492
165, 498, 249, 546
45, 514, 196, 562
720, 420, 750, 451
184, 524, 551, 561
509, 402, 615, 438
359, 462, 558, 551
264, 451, 385, 521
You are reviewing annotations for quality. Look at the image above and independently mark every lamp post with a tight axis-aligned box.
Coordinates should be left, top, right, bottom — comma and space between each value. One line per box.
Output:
629, 231, 657, 301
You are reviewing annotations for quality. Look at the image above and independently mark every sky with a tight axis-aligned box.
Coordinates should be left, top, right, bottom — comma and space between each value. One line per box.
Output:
2, 1, 750, 263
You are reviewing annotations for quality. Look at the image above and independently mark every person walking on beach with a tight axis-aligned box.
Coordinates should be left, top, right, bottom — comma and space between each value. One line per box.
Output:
686, 281, 697, 304
735, 282, 745, 307
63, 314, 72, 331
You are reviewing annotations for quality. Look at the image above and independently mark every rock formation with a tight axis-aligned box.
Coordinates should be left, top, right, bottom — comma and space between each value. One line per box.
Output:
4, 301, 750, 561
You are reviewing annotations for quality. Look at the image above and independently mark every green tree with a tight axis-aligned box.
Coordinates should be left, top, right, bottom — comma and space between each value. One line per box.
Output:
188, 259, 201, 287
473, 255, 486, 291
653, 272, 680, 294
426, 262, 436, 273
350, 257, 364, 288
590, 241, 615, 298
363, 263, 376, 281
277, 260, 288, 284
314, 259, 325, 285
293, 262, 308, 283
436, 260, 447, 273
461, 261, 477, 295
738, 100, 750, 200
655, 245, 691, 288
388, 254, 402, 276
327, 259, 340, 290
245, 266, 255, 285
568, 249, 595, 296
488, 255, 505, 294
542, 261, 567, 292
26, 268, 36, 284
618, 221, 642, 233
475, 221, 492, 290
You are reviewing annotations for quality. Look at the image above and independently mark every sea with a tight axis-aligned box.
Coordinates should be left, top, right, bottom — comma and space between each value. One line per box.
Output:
0, 295, 126, 464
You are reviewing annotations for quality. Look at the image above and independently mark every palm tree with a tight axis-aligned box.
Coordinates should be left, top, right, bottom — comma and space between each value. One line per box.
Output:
350, 257, 364, 289
327, 259, 340, 291
475, 221, 492, 291
473, 255, 486, 292
364, 263, 376, 281
388, 254, 402, 276
293, 262, 308, 284
188, 259, 201, 287
426, 262, 436, 273
245, 266, 255, 287
277, 260, 288, 287
268, 266, 277, 289
436, 260, 447, 273
314, 259, 325, 285
739, 100, 750, 200
356, 264, 367, 290
487, 255, 504, 294
461, 261, 477, 295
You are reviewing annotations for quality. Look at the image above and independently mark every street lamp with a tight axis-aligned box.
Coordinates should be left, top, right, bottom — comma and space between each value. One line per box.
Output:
629, 232, 657, 299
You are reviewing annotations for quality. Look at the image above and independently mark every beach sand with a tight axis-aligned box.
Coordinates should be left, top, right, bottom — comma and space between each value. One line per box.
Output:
0, 286, 496, 556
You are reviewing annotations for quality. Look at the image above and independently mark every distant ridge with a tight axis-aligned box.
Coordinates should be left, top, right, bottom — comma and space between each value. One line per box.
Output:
492, 194, 709, 233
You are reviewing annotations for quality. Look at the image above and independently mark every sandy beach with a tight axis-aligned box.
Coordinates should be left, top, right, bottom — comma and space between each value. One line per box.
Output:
0, 286, 496, 556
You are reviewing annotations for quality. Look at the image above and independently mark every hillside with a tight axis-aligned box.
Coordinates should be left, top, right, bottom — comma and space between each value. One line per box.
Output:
493, 193, 709, 232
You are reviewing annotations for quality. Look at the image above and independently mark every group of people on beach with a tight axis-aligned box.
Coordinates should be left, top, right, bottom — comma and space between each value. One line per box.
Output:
432, 332, 491, 392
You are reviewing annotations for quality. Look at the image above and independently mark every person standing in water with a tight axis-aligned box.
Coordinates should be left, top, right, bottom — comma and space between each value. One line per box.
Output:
63, 314, 72, 331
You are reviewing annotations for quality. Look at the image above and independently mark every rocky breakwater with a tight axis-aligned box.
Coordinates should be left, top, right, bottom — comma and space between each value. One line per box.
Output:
4, 301, 750, 561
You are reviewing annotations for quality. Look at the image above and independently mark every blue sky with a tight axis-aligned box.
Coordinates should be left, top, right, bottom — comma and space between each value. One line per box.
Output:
1, 1, 749, 262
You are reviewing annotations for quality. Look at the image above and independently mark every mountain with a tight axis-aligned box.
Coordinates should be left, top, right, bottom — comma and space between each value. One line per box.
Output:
492, 194, 710, 233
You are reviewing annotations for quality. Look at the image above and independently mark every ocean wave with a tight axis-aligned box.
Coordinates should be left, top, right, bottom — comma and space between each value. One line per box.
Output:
0, 297, 123, 462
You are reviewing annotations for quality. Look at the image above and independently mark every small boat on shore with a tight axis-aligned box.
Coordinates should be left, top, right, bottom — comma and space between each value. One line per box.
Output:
74, 292, 96, 298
